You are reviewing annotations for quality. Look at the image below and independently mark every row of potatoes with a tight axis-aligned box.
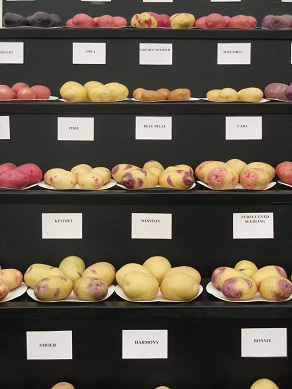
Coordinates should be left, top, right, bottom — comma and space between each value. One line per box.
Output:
211, 260, 292, 301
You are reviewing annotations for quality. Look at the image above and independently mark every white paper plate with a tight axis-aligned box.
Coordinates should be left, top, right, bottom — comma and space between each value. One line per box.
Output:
266, 98, 291, 103
131, 97, 199, 102
206, 282, 292, 303
197, 180, 276, 191
59, 98, 129, 103
37, 178, 116, 190
0, 96, 58, 102
117, 182, 196, 190
1, 282, 27, 303
0, 183, 39, 190
200, 98, 269, 103
278, 180, 292, 188
115, 284, 203, 302
27, 284, 115, 303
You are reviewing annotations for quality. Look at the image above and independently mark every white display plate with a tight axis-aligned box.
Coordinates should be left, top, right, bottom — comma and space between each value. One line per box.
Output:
0, 183, 39, 190
278, 180, 292, 188
27, 284, 115, 303
0, 96, 58, 102
59, 98, 129, 103
197, 180, 276, 191
1, 282, 27, 303
200, 98, 269, 103
38, 178, 116, 190
206, 282, 292, 303
131, 97, 199, 102
267, 98, 291, 103
117, 183, 196, 191
115, 284, 203, 302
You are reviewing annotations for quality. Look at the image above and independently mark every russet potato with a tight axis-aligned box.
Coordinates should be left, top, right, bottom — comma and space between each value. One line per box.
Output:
160, 272, 200, 301
121, 271, 159, 301
59, 255, 85, 283
143, 256, 172, 284
34, 275, 73, 301
82, 261, 116, 286
116, 263, 151, 287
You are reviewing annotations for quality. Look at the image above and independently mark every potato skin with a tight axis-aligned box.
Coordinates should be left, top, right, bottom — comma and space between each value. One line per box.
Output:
140, 90, 166, 101
240, 168, 270, 190
59, 255, 85, 283
49, 170, 77, 189
250, 378, 279, 389
164, 266, 201, 284
91, 167, 111, 184
111, 163, 138, 183
34, 275, 73, 301
160, 272, 200, 301
206, 89, 221, 101
206, 165, 239, 190
195, 160, 226, 182
221, 276, 258, 301
238, 87, 263, 103
211, 266, 242, 290
0, 169, 29, 189
159, 169, 194, 190
77, 172, 104, 190
168, 88, 191, 101
105, 82, 129, 101
0, 268, 23, 290
116, 263, 151, 287
0, 280, 10, 301
82, 261, 116, 286
120, 168, 158, 189
218, 88, 238, 102
276, 161, 292, 185
121, 271, 159, 301
143, 256, 172, 284
51, 382, 75, 389
251, 265, 288, 288
73, 277, 108, 301
24, 263, 54, 288
259, 276, 292, 301
234, 260, 258, 277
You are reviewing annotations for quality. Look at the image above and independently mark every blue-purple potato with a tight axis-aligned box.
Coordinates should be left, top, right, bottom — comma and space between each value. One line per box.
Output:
59, 255, 85, 283
211, 266, 242, 290
34, 275, 73, 301
0, 268, 23, 290
51, 383, 75, 389
160, 272, 200, 301
259, 276, 292, 301
262, 15, 290, 29
82, 261, 116, 286
73, 277, 108, 301
221, 276, 258, 301
284, 85, 292, 101
0, 280, 10, 301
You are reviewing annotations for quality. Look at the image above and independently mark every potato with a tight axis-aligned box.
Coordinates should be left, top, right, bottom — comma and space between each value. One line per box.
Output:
120, 168, 158, 189
121, 271, 159, 301
163, 266, 201, 284
82, 262, 116, 286
218, 88, 238, 102
160, 272, 200, 301
132, 88, 147, 100
238, 87, 264, 103
71, 163, 92, 177
51, 383, 75, 389
242, 162, 276, 181
170, 13, 195, 29
44, 168, 67, 184
0, 169, 29, 189
226, 15, 252, 29
206, 89, 221, 101
143, 160, 164, 172
251, 265, 288, 288
111, 163, 138, 183
195, 160, 225, 182
60, 81, 80, 96
77, 172, 104, 190
90, 167, 111, 184
131, 12, 157, 28
240, 168, 271, 190
157, 88, 171, 99
0, 268, 23, 290
264, 82, 288, 100
234, 260, 258, 277
14, 163, 43, 185
105, 82, 129, 101
34, 275, 73, 301
95, 15, 115, 28
0, 162, 17, 176
59, 255, 85, 282
168, 88, 191, 101
284, 85, 292, 102
49, 169, 77, 189
262, 15, 290, 30
88, 84, 112, 102
83, 81, 103, 91
73, 276, 108, 301
211, 266, 243, 290
226, 159, 247, 175
116, 263, 151, 287
24, 263, 53, 288
276, 161, 292, 185
61, 83, 88, 102
164, 164, 194, 174
140, 90, 166, 101
143, 256, 172, 284
221, 276, 258, 301
205, 13, 226, 29
206, 165, 239, 190
0, 280, 10, 301
250, 378, 279, 389
259, 276, 292, 301
159, 169, 195, 190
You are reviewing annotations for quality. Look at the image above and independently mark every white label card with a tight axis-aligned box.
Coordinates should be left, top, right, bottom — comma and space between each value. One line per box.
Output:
73, 43, 106, 65
135, 117, 172, 140
241, 328, 287, 357
42, 213, 82, 239
82, 0, 111, 2
131, 213, 172, 239
26, 331, 73, 360
144, 0, 173, 2
0, 116, 10, 139
233, 213, 274, 239
58, 117, 94, 141
0, 42, 24, 64
225, 117, 262, 140
139, 43, 172, 65
122, 330, 168, 359
217, 43, 251, 65
282, 0, 292, 2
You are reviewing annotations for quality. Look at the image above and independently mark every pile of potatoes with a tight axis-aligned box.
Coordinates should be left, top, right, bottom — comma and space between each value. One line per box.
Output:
24, 256, 116, 302
196, 13, 257, 29
211, 260, 292, 301
60, 80, 129, 102
116, 255, 201, 301
112, 160, 195, 190
0, 162, 42, 189
206, 87, 264, 103
133, 87, 191, 101
0, 267, 23, 301
195, 159, 275, 190
131, 12, 195, 29
44, 163, 111, 190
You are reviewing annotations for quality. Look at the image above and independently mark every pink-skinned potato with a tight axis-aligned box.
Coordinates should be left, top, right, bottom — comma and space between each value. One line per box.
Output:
0, 169, 29, 188
240, 168, 270, 190
15, 163, 43, 185
31, 85, 51, 99
160, 14, 171, 27
195, 16, 207, 29
262, 15, 290, 30
205, 13, 226, 29
195, 160, 226, 182
113, 16, 127, 27
0, 280, 9, 301
0, 162, 17, 176
242, 162, 275, 181
17, 87, 36, 100
72, 13, 96, 28
95, 14, 115, 27
276, 161, 292, 185
206, 165, 239, 190
226, 15, 251, 29
264, 83, 288, 100
283, 14, 292, 27
247, 16, 257, 28
66, 18, 74, 27
0, 85, 16, 100
284, 85, 292, 102
148, 12, 165, 27
12, 82, 29, 94
0, 268, 23, 290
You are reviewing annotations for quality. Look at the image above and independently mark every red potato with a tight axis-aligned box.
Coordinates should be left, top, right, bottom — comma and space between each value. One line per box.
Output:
66, 18, 74, 27
31, 85, 51, 99
0, 85, 16, 100
195, 16, 207, 29
205, 13, 226, 29
14, 163, 43, 185
284, 86, 292, 101
11, 82, 29, 94
0, 162, 17, 175
264, 83, 288, 100
16, 87, 36, 100
113, 16, 127, 27
160, 14, 171, 27
148, 12, 165, 27
223, 15, 231, 25
136, 12, 157, 28
227, 15, 251, 29
283, 14, 292, 27
276, 161, 292, 185
247, 16, 257, 28
95, 14, 115, 28
72, 13, 96, 28
0, 169, 29, 189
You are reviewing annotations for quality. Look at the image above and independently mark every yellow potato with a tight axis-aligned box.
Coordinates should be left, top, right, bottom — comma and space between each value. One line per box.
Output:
195, 160, 225, 182
250, 378, 279, 389
0, 280, 10, 301
73, 277, 108, 301
238, 87, 264, 103
60, 81, 80, 96
51, 383, 75, 389
105, 82, 129, 101
160, 272, 200, 301
143, 160, 164, 172
120, 168, 158, 189
44, 168, 67, 185
34, 275, 73, 301
61, 83, 88, 102
77, 172, 104, 190
59, 255, 86, 282
259, 276, 292, 301
226, 159, 247, 175
211, 266, 243, 290
49, 170, 77, 189
206, 89, 221, 101
251, 265, 288, 288
116, 263, 151, 287
0, 268, 23, 290
71, 164, 92, 177
84, 80, 103, 91
218, 88, 238, 102
91, 167, 111, 184
234, 260, 258, 277
24, 263, 54, 288
88, 85, 112, 102
143, 256, 172, 284
241, 162, 276, 181
121, 271, 159, 301
163, 266, 201, 284
82, 262, 116, 286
